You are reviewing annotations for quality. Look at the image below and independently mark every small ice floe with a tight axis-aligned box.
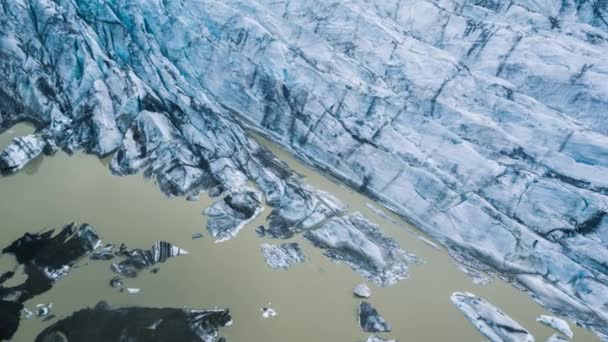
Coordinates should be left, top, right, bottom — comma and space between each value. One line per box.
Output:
35, 303, 53, 317
22, 308, 33, 319
43, 265, 70, 280
417, 236, 440, 250
353, 283, 372, 298
109, 276, 123, 288
367, 335, 396, 342
260, 304, 278, 318
536, 315, 573, 339
125, 288, 141, 294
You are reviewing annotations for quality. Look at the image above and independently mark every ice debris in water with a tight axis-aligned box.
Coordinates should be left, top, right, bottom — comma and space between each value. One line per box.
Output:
260, 243, 308, 270
366, 336, 396, 342
261, 304, 278, 319
109, 277, 123, 288
111, 241, 188, 278
35, 303, 53, 317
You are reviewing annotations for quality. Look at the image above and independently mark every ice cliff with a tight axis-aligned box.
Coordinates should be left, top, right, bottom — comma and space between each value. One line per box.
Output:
1, 0, 607, 339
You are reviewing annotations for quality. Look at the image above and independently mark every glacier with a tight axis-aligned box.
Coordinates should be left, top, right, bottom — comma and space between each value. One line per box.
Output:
1, 0, 607, 339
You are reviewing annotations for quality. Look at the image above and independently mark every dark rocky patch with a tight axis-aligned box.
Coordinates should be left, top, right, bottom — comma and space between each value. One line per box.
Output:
358, 301, 391, 333
34, 301, 232, 342
0, 224, 100, 340
0, 272, 14, 285
1, 224, 100, 302
0, 300, 23, 340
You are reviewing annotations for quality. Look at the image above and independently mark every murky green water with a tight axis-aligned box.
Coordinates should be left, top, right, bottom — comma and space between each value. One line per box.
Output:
0, 124, 599, 341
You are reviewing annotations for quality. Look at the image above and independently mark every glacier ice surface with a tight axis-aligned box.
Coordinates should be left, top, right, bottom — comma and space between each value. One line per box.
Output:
1, 0, 608, 338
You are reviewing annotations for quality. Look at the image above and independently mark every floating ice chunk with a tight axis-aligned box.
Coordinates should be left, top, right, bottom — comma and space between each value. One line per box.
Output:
21, 308, 33, 319
261, 304, 278, 318
0, 134, 45, 175
451, 292, 534, 342
353, 284, 372, 298
43, 265, 71, 280
366, 335, 396, 342
536, 315, 573, 339
111, 241, 188, 278
35, 303, 53, 317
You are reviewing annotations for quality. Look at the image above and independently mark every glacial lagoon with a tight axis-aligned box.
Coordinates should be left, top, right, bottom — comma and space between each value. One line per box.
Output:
0, 124, 598, 341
